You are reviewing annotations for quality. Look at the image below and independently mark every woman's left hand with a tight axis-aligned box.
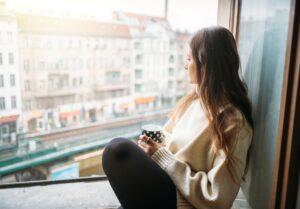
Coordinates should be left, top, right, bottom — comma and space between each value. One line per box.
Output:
138, 134, 165, 157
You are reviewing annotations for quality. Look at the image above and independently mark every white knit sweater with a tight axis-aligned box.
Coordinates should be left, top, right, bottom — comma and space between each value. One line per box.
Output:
151, 99, 253, 209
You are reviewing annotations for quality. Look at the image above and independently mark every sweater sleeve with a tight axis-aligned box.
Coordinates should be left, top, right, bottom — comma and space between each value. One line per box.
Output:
151, 123, 252, 209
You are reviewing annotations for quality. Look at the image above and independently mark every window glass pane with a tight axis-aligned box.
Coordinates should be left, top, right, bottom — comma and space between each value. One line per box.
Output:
8, 52, 14, 64
0, 97, 5, 110
10, 74, 15, 86
0, 75, 4, 87
11, 96, 17, 109
0, 0, 218, 184
236, 0, 291, 208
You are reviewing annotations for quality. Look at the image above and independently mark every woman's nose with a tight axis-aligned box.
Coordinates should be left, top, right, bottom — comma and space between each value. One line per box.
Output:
184, 63, 188, 70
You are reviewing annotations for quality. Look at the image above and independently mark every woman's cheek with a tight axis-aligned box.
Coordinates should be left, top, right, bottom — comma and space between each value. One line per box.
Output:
188, 63, 197, 82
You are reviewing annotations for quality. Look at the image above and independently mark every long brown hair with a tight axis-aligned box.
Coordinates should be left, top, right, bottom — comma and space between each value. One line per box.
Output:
168, 26, 254, 185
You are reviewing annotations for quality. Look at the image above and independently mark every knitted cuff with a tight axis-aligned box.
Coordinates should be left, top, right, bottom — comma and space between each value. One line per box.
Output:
151, 147, 176, 170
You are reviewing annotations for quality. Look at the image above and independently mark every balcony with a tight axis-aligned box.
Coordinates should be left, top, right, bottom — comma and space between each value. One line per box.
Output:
33, 88, 77, 97
93, 83, 129, 91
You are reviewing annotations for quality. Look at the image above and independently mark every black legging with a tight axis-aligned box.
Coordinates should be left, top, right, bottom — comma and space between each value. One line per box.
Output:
102, 137, 177, 209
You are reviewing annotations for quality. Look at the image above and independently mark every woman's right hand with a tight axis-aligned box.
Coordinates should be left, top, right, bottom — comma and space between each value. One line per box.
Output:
137, 134, 165, 157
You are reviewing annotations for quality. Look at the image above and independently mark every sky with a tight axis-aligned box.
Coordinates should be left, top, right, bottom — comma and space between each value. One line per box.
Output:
6, 0, 219, 33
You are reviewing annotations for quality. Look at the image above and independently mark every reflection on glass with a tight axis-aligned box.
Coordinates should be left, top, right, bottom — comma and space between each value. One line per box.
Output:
236, 0, 291, 208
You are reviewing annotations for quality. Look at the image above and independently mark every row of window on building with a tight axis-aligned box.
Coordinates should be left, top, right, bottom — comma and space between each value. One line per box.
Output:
134, 54, 175, 65
22, 36, 130, 50
21, 54, 175, 74
21, 36, 176, 51
0, 96, 17, 110
134, 80, 175, 93
0, 52, 15, 65
0, 74, 16, 87
24, 76, 84, 91
23, 94, 76, 111
134, 68, 175, 79
0, 31, 14, 44
133, 40, 172, 51
22, 56, 130, 72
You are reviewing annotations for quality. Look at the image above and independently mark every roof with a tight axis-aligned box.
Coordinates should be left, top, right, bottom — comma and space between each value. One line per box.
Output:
112, 11, 172, 32
121, 12, 166, 22
17, 14, 131, 38
175, 31, 192, 42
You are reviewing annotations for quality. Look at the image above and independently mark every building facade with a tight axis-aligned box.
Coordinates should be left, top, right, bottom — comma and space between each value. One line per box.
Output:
0, 2, 22, 148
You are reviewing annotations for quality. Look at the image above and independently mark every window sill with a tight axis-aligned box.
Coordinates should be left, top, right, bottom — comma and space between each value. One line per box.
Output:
0, 176, 121, 209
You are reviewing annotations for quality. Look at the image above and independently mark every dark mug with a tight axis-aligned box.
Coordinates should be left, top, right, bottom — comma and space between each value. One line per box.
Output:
141, 124, 164, 143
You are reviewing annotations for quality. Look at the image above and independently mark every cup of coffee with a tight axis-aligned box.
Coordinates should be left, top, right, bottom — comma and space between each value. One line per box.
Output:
141, 124, 164, 143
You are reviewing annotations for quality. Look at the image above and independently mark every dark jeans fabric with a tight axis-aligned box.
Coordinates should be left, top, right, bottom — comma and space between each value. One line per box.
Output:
102, 137, 177, 209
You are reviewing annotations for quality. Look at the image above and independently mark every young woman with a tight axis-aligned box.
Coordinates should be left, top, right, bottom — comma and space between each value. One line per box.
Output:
102, 26, 254, 209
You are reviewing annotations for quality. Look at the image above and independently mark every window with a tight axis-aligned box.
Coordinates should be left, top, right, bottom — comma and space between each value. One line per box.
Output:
23, 37, 29, 48
135, 54, 143, 64
39, 121, 43, 129
25, 99, 31, 110
0, 97, 5, 110
24, 59, 30, 71
178, 54, 184, 64
7, 32, 13, 42
8, 52, 14, 64
169, 55, 174, 63
25, 80, 31, 91
168, 68, 175, 76
73, 78, 77, 87
49, 79, 54, 89
79, 59, 83, 69
11, 96, 16, 109
78, 40, 82, 49
39, 80, 46, 89
39, 61, 45, 70
135, 84, 141, 92
134, 42, 141, 49
105, 71, 121, 83
0, 1, 218, 186
0, 75, 4, 87
135, 69, 143, 79
10, 74, 15, 86
235, 0, 294, 208
1, 124, 9, 135
168, 80, 173, 88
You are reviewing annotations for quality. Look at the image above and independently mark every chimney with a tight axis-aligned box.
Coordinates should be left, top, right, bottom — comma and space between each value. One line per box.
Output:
164, 0, 168, 20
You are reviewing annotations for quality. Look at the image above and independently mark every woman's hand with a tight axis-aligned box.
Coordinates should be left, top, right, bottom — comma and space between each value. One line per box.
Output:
137, 134, 165, 157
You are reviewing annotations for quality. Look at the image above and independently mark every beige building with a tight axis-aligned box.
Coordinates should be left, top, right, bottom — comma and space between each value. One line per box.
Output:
112, 12, 191, 111
17, 14, 132, 132
3, 11, 192, 134
0, 1, 22, 148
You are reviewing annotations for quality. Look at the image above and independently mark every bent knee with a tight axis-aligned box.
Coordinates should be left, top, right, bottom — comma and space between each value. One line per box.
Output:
108, 137, 130, 145
102, 137, 132, 163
